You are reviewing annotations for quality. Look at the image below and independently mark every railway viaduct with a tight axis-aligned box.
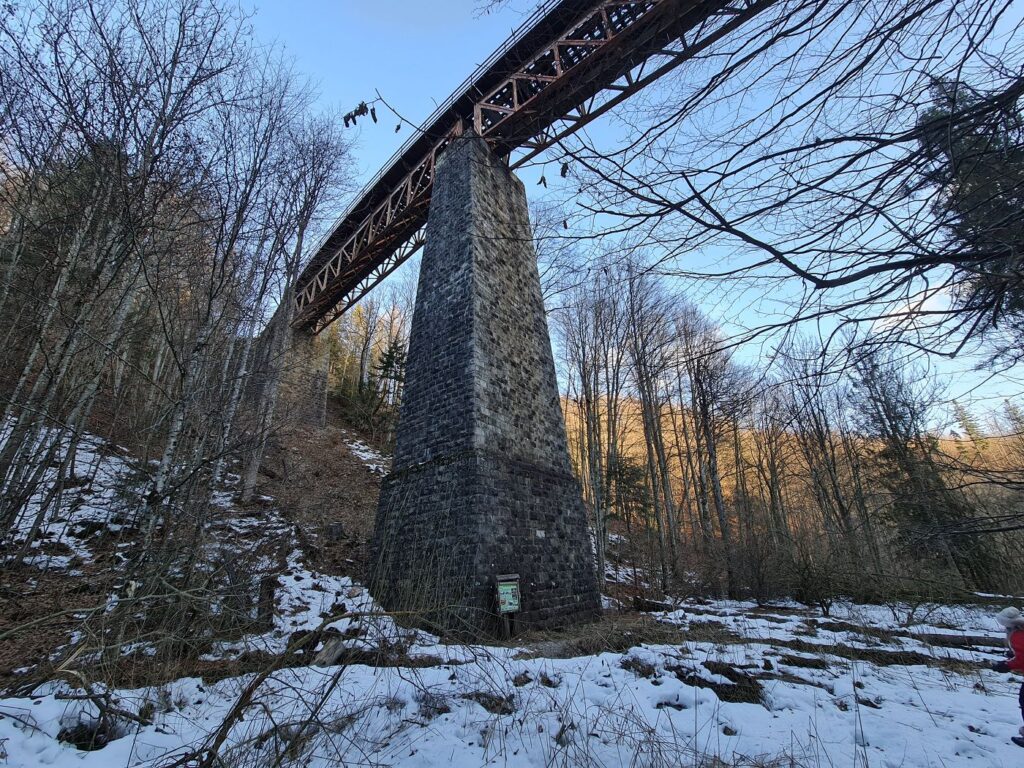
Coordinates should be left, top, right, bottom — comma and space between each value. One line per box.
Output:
278, 0, 773, 636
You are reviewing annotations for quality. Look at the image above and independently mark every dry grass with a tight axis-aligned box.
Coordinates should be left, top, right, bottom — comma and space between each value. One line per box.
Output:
512, 612, 686, 660
0, 400, 389, 695
0, 556, 120, 693
256, 399, 386, 580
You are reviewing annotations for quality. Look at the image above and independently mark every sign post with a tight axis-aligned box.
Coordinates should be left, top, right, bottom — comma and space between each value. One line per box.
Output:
496, 573, 520, 639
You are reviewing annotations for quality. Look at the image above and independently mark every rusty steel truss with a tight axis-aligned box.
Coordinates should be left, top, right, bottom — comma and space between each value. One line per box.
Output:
295, 0, 774, 332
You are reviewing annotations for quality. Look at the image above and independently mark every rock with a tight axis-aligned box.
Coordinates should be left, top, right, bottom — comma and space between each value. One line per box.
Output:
314, 636, 346, 667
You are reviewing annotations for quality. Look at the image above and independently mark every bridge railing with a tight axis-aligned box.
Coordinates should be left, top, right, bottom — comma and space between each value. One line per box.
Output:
301, 0, 565, 280
295, 0, 765, 330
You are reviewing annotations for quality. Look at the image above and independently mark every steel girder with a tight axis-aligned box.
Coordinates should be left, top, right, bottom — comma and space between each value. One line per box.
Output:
294, 0, 773, 331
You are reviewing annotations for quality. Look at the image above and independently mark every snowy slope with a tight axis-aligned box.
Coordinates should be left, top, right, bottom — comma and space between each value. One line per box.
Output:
2, 428, 1024, 766
2, 425, 144, 574
4, 590, 1023, 767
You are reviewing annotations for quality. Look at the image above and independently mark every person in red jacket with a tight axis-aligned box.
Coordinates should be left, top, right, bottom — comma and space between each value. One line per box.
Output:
992, 606, 1024, 747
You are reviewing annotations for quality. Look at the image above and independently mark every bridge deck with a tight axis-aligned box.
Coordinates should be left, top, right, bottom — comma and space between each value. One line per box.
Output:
295, 0, 769, 331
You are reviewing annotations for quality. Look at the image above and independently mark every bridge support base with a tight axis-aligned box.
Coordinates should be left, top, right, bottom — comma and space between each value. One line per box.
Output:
278, 324, 328, 429
371, 136, 600, 638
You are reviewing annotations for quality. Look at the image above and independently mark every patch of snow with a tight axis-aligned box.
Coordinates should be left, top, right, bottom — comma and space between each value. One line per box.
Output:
0, 423, 144, 571
601, 594, 623, 611
340, 430, 390, 476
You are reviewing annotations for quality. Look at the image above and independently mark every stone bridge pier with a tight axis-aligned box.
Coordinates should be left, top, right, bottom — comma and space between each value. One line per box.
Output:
278, 325, 328, 429
259, 307, 329, 430
371, 135, 601, 637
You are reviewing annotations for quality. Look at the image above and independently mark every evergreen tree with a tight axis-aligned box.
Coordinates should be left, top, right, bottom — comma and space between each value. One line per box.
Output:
952, 400, 988, 454
852, 348, 996, 589
917, 80, 1024, 354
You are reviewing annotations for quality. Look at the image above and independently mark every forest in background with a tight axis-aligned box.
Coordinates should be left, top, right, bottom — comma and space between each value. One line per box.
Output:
334, 264, 1024, 604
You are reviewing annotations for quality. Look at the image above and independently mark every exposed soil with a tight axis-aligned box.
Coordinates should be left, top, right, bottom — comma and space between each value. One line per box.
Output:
0, 546, 124, 694
462, 691, 515, 715
812, 618, 1003, 649
778, 653, 828, 669
667, 660, 765, 705
753, 636, 984, 672
513, 612, 685, 660
254, 397, 385, 581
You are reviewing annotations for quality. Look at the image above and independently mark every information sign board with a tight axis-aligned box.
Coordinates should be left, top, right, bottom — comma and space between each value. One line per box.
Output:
497, 574, 520, 614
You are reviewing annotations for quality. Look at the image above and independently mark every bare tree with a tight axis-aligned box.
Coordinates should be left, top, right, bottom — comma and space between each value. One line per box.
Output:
0, 0, 354, 667
538, 1, 1022, 362
555, 259, 628, 584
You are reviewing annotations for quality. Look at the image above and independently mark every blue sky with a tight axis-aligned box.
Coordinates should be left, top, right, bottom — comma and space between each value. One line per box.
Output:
249, 0, 538, 186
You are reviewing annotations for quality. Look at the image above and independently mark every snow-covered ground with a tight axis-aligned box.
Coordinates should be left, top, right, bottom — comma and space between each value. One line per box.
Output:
3, 429, 1024, 766
5, 587, 1023, 767
340, 430, 390, 476
2, 425, 143, 574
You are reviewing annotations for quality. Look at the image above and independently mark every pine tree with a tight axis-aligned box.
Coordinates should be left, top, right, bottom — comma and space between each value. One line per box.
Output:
953, 400, 988, 454
852, 349, 997, 590
917, 80, 1024, 352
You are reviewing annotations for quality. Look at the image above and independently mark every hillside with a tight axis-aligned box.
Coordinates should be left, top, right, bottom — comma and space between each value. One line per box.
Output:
2, 404, 1024, 767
